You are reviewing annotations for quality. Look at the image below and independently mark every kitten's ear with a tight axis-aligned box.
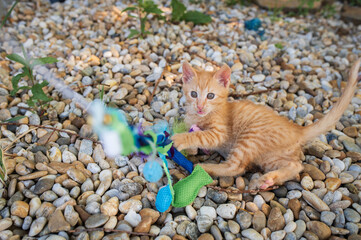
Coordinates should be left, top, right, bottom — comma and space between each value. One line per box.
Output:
182, 61, 196, 84
214, 64, 231, 88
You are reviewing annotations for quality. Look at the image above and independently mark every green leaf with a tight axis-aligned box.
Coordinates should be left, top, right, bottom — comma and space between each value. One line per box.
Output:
3, 116, 25, 122
17, 86, 31, 91
30, 57, 58, 68
141, 17, 146, 35
6, 54, 28, 67
31, 82, 52, 102
10, 73, 26, 95
122, 6, 137, 12
142, 0, 163, 15
22, 66, 32, 81
0, 0, 19, 30
182, 11, 212, 24
99, 85, 105, 102
275, 43, 284, 49
128, 29, 140, 38
171, 0, 186, 22
27, 98, 36, 107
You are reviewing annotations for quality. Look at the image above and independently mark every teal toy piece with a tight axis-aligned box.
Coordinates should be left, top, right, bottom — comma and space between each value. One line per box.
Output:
143, 161, 163, 183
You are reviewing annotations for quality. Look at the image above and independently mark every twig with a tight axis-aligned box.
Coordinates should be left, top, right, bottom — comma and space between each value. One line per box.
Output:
0, 122, 100, 144
17, 106, 35, 112
44, 129, 56, 145
4, 126, 39, 152
194, 53, 220, 66
67, 228, 156, 237
208, 185, 279, 194
239, 207, 255, 215
230, 87, 281, 98
148, 67, 166, 103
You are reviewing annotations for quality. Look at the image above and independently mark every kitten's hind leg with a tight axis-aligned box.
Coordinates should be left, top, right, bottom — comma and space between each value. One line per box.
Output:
249, 157, 303, 190
198, 162, 245, 177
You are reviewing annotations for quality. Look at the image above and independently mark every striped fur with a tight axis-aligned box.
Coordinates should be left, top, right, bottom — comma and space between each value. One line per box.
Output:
172, 60, 361, 189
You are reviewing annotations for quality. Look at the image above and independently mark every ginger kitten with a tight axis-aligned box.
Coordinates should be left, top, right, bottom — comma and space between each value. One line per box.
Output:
171, 59, 361, 190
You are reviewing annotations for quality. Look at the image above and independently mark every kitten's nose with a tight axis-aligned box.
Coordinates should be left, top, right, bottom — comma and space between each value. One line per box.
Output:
197, 105, 203, 111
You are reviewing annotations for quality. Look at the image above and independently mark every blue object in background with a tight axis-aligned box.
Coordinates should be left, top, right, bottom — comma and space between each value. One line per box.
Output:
245, 18, 262, 31
244, 18, 265, 38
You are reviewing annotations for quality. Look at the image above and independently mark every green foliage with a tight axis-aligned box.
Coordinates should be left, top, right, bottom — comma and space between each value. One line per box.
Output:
349, 0, 361, 6
182, 11, 212, 24
171, 0, 212, 24
0, 0, 19, 30
297, 0, 320, 15
6, 51, 58, 111
275, 43, 284, 49
122, 0, 164, 38
3, 116, 25, 122
171, 0, 187, 22
226, 0, 247, 6
270, 7, 283, 22
321, 4, 336, 18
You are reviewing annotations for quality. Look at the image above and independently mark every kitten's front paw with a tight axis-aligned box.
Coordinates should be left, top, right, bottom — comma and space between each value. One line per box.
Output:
171, 133, 189, 151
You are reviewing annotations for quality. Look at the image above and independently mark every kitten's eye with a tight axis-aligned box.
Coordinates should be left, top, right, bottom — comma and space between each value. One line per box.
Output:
191, 91, 198, 98
207, 93, 215, 99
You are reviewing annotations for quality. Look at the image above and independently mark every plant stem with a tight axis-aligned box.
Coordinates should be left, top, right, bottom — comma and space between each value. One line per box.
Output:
0, 0, 19, 30
29, 67, 35, 86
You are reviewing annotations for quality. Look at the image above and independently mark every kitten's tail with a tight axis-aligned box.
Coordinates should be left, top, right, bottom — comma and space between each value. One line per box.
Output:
302, 58, 361, 143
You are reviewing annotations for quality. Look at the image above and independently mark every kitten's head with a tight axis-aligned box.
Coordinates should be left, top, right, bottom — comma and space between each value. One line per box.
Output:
181, 61, 231, 117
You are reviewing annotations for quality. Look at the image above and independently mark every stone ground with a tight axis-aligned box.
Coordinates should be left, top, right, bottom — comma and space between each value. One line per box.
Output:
0, 0, 361, 240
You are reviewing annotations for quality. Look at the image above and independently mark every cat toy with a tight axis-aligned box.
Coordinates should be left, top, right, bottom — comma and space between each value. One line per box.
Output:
90, 100, 213, 212
47, 75, 213, 212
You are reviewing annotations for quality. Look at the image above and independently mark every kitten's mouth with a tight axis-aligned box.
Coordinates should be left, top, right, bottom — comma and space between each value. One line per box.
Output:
197, 110, 206, 116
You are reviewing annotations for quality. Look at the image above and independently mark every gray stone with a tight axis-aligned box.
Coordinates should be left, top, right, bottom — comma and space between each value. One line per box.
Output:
33, 177, 55, 195
216, 204, 236, 219
196, 215, 213, 233
207, 188, 227, 204
241, 229, 263, 240
236, 211, 252, 230
29, 217, 47, 237
320, 211, 335, 226
294, 220, 306, 239
334, 208, 345, 228
85, 214, 109, 228
344, 208, 361, 223
114, 182, 143, 197
186, 222, 199, 240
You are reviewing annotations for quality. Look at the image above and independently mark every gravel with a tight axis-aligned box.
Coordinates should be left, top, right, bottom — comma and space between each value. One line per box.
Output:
1, 0, 361, 239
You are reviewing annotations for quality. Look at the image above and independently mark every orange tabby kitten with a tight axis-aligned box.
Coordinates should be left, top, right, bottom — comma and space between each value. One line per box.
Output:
171, 59, 361, 190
